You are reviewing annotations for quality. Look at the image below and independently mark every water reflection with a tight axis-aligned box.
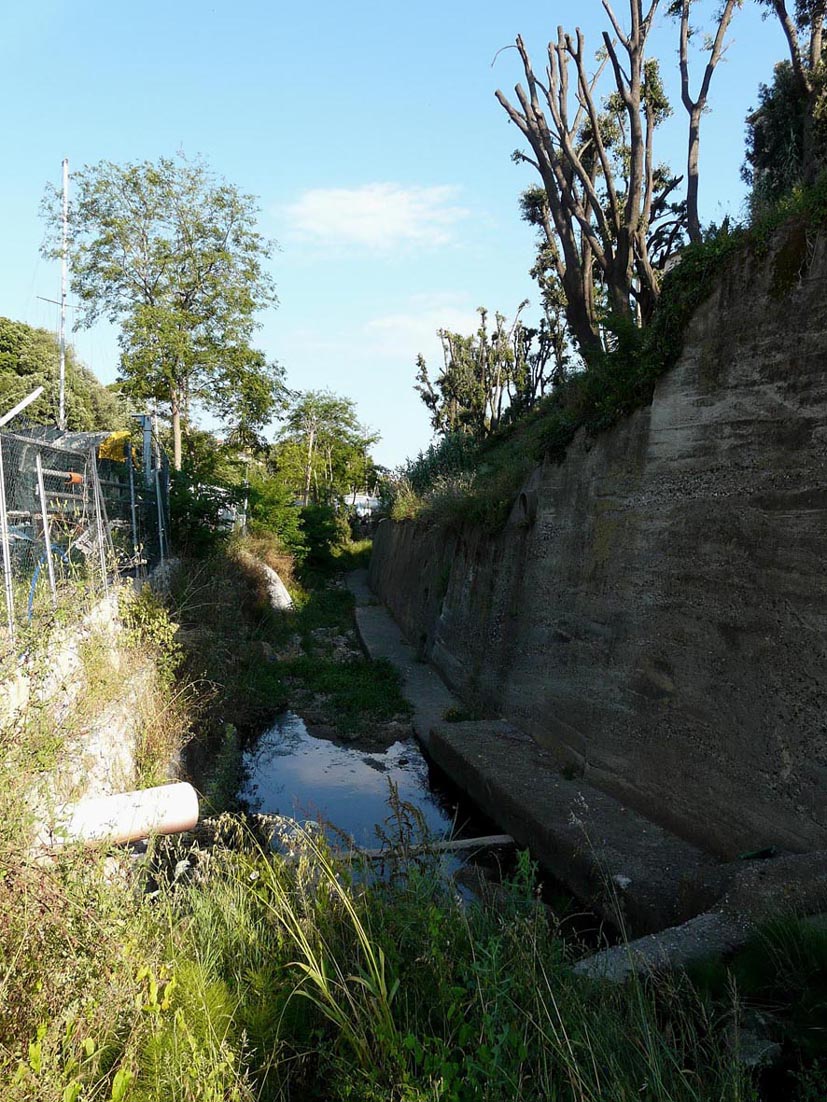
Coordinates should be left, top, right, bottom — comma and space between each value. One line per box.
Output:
240, 712, 458, 846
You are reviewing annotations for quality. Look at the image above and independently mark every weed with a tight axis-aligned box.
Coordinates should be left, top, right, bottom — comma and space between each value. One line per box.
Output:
284, 655, 411, 737
443, 705, 481, 723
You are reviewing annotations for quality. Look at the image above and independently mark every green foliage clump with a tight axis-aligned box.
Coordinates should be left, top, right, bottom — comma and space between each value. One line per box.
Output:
119, 584, 182, 685
396, 433, 480, 498
3, 819, 761, 1101
168, 432, 245, 556
743, 62, 813, 214
692, 916, 827, 1069
168, 430, 306, 560
0, 315, 128, 430
299, 504, 352, 569
246, 467, 306, 557
283, 656, 411, 736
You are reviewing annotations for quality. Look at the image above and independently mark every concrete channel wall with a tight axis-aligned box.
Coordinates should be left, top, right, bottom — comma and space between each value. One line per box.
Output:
370, 225, 827, 860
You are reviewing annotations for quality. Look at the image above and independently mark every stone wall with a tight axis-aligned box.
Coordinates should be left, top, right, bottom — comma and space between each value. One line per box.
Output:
370, 225, 827, 858
1, 591, 164, 821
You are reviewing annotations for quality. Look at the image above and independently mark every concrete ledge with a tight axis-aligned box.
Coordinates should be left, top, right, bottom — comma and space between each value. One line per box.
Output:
348, 569, 459, 747
575, 857, 827, 982
429, 719, 725, 934
348, 568, 729, 935
574, 911, 751, 982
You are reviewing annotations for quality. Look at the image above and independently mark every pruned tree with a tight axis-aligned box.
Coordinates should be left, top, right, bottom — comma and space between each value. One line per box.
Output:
41, 154, 281, 469
495, 4, 677, 352
677, 0, 742, 242
415, 304, 563, 441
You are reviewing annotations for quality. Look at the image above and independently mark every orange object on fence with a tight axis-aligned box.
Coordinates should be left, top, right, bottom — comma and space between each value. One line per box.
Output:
67, 472, 83, 486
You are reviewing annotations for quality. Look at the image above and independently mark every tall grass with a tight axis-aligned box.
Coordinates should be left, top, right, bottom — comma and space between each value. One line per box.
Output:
1, 807, 765, 1102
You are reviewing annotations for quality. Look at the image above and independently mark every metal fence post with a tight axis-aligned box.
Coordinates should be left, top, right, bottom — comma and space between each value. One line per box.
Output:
35, 451, 57, 608
0, 436, 15, 640
154, 466, 166, 569
126, 443, 139, 565
89, 449, 109, 597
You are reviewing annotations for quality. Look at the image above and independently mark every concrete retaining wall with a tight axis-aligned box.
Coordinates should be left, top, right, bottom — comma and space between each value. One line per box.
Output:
370, 226, 827, 858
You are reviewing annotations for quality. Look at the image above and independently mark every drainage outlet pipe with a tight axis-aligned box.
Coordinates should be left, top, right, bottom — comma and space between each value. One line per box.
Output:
42, 782, 199, 848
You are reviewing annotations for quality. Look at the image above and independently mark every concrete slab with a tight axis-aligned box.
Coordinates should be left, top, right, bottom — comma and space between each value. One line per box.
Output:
429, 719, 725, 933
574, 911, 751, 982
347, 569, 459, 747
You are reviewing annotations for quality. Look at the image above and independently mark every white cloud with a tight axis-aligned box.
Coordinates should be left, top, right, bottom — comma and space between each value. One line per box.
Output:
283, 183, 469, 251
364, 294, 480, 361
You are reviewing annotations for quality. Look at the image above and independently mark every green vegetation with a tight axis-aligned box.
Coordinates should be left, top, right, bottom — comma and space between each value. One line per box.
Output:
3, 455, 825, 1101
3, 2, 825, 1094
0, 580, 187, 861
392, 0, 826, 533
165, 527, 409, 809
282, 656, 409, 737
392, 176, 827, 532
0, 810, 762, 1102
273, 389, 380, 508
414, 303, 567, 440
0, 316, 127, 430
42, 153, 283, 468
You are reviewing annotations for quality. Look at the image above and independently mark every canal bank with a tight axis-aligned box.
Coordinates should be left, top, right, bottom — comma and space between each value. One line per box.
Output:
347, 568, 827, 946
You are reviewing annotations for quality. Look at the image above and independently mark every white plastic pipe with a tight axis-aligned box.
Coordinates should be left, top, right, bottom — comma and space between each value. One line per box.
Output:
41, 782, 199, 848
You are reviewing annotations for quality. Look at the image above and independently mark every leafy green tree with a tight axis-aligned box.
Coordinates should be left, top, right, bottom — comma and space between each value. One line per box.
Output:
0, 315, 127, 430
744, 62, 809, 206
743, 58, 826, 209
41, 154, 282, 469
273, 390, 379, 506
756, 0, 826, 185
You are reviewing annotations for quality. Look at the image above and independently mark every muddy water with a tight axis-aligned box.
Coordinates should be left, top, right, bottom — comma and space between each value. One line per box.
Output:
240, 712, 470, 846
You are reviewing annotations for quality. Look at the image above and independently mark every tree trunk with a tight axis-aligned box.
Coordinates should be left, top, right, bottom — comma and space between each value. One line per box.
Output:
802, 87, 823, 184
679, 0, 738, 244
170, 390, 182, 471
686, 107, 702, 243
564, 287, 603, 355
303, 425, 315, 507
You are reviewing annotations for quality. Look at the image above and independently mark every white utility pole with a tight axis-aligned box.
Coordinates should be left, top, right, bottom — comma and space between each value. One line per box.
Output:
59, 157, 69, 431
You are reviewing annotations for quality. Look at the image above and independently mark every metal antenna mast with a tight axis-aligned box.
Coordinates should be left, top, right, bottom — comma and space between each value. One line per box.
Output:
58, 157, 69, 431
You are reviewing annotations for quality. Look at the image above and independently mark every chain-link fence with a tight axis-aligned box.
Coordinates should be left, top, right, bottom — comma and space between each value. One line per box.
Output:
0, 425, 170, 644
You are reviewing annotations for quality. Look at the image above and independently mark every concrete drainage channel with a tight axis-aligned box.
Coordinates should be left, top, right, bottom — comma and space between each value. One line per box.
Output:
346, 568, 827, 983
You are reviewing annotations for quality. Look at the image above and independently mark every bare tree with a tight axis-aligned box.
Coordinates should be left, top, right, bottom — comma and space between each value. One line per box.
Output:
497, 2, 682, 354
678, 0, 741, 242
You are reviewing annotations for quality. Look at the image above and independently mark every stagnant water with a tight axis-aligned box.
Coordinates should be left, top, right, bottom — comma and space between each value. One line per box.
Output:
240, 711, 475, 847
240, 712, 607, 943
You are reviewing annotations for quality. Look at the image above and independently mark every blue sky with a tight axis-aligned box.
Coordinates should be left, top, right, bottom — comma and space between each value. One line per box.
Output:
1, 1, 785, 466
